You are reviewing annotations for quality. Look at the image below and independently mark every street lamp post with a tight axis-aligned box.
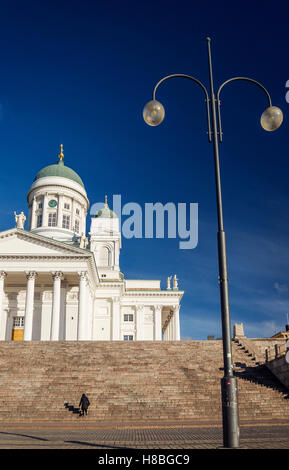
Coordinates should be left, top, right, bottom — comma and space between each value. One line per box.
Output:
143, 37, 283, 448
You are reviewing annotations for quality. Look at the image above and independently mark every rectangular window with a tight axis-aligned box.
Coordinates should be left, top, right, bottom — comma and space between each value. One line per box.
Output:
62, 215, 70, 229
124, 314, 134, 322
38, 202, 43, 209
123, 335, 134, 341
74, 219, 80, 233
48, 213, 57, 227
64, 203, 70, 210
76, 208, 80, 215
13, 317, 25, 328
36, 214, 42, 228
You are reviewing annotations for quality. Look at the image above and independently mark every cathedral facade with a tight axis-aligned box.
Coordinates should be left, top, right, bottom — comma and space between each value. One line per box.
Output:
0, 147, 183, 342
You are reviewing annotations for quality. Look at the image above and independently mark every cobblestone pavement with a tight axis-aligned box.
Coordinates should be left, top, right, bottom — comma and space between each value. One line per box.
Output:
0, 424, 288, 449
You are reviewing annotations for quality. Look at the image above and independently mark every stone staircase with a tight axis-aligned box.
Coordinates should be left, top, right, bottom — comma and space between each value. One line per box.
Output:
0, 340, 288, 425
232, 338, 289, 420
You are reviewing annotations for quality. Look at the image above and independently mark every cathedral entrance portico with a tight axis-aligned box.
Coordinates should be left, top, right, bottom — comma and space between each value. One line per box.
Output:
0, 265, 182, 342
0, 268, 95, 341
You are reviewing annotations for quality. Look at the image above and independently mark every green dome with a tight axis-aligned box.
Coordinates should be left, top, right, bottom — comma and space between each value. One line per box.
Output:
34, 160, 85, 188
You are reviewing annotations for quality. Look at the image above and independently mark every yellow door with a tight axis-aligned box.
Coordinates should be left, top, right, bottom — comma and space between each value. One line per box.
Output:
12, 328, 24, 341
12, 317, 24, 340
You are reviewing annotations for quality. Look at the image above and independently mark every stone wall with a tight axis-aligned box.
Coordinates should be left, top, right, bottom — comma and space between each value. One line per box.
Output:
246, 338, 289, 390
233, 336, 289, 391
249, 339, 287, 360
266, 355, 289, 390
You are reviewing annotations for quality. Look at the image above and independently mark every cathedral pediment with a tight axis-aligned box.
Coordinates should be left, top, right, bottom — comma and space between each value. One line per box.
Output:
0, 228, 90, 257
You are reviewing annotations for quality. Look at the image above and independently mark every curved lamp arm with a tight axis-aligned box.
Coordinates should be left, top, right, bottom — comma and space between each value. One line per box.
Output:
216, 77, 273, 142
152, 74, 212, 142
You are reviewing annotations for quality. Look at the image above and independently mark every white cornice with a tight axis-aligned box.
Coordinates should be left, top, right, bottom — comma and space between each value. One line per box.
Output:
0, 254, 90, 261
29, 187, 87, 207
27, 176, 89, 206
123, 290, 184, 298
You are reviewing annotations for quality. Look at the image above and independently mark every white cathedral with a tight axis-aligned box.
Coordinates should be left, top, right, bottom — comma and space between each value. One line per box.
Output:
0, 146, 183, 342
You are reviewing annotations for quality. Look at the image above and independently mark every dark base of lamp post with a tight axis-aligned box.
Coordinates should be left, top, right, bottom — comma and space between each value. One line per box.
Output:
221, 376, 240, 448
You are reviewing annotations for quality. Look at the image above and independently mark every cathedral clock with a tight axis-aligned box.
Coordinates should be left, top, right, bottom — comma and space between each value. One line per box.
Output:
48, 199, 58, 208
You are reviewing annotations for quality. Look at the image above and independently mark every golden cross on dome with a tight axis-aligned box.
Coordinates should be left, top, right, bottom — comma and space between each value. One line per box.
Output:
104, 195, 108, 208
58, 144, 64, 161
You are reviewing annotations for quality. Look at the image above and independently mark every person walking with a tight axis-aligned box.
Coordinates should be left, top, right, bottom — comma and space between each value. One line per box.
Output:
79, 393, 90, 417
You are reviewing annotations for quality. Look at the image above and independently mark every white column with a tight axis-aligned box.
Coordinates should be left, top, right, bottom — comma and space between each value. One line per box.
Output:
77, 272, 87, 340
42, 192, 49, 227
170, 312, 175, 340
112, 297, 120, 340
31, 197, 37, 229
90, 291, 95, 340
167, 319, 171, 341
136, 305, 143, 340
24, 271, 37, 341
163, 324, 168, 341
173, 305, 180, 340
60, 284, 66, 340
87, 288, 93, 340
154, 305, 162, 340
57, 194, 64, 228
0, 272, 7, 340
91, 296, 95, 339
169, 310, 175, 340
50, 272, 63, 340
81, 205, 86, 236
71, 198, 76, 232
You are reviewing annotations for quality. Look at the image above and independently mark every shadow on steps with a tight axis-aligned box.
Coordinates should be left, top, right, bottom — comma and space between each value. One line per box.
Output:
64, 402, 82, 416
229, 362, 289, 399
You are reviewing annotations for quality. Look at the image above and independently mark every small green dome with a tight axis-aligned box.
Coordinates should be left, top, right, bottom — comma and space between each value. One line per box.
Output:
95, 206, 117, 218
34, 160, 85, 188
94, 196, 117, 218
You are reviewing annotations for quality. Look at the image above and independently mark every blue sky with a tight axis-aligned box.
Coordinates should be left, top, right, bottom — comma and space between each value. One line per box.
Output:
0, 0, 288, 339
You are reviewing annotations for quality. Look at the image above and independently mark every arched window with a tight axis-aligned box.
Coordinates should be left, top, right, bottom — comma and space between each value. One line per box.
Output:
99, 246, 110, 266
